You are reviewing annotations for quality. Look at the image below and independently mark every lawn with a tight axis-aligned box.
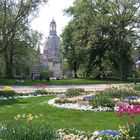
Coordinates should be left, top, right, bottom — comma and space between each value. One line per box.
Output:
0, 78, 135, 86
0, 96, 136, 132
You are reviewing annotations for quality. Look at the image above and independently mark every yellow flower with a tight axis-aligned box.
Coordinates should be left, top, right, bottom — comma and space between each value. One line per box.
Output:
35, 115, 39, 118
27, 116, 33, 121
27, 113, 32, 117
3, 86, 13, 91
27, 114, 33, 122
17, 114, 21, 118
14, 116, 19, 120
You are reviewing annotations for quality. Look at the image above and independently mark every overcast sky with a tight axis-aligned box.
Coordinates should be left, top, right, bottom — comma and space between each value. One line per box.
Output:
31, 0, 75, 52
31, 0, 74, 37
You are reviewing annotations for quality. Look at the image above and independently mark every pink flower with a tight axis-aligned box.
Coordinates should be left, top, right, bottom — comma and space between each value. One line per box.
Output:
35, 84, 46, 89
130, 122, 135, 126
118, 105, 140, 124
116, 101, 129, 108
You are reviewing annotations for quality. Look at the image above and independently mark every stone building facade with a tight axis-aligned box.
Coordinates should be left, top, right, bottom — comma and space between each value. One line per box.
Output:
42, 19, 62, 78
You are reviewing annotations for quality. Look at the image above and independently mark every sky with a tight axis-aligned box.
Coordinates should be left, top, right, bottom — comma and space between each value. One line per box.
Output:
31, 0, 75, 38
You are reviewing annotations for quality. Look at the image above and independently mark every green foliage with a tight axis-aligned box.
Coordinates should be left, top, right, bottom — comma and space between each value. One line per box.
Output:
98, 88, 139, 99
62, 0, 140, 80
0, 77, 134, 85
1, 97, 139, 132
55, 99, 77, 104
0, 90, 17, 97
61, 21, 81, 77
127, 101, 140, 106
91, 95, 114, 109
66, 88, 84, 97
41, 69, 54, 81
0, 114, 57, 140
129, 122, 140, 139
119, 123, 140, 140
0, 0, 46, 78
35, 90, 50, 95
133, 85, 140, 91
91, 87, 140, 108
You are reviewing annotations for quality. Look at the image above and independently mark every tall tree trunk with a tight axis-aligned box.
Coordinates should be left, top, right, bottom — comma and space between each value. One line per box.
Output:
5, 49, 9, 78
9, 45, 13, 78
5, 45, 13, 78
74, 61, 78, 78
119, 60, 127, 80
118, 33, 127, 80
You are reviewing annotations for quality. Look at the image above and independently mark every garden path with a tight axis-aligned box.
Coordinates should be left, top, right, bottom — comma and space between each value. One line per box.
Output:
0, 83, 131, 93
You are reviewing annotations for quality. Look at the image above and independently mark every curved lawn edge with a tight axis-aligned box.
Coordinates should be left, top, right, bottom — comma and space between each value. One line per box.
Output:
48, 98, 118, 112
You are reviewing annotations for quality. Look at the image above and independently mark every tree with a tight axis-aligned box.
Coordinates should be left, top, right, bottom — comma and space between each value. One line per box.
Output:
61, 21, 82, 78
62, 0, 140, 80
106, 0, 140, 80
0, 0, 47, 78
41, 69, 54, 81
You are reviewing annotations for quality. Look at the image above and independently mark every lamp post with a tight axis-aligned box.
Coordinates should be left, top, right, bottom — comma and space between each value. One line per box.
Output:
133, 47, 137, 85
133, 73, 136, 85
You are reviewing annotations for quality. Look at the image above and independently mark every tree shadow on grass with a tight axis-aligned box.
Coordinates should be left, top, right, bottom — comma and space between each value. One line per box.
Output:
0, 99, 28, 106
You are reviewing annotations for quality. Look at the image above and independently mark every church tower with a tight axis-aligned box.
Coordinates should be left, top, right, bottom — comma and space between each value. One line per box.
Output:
49, 19, 57, 35
43, 19, 62, 78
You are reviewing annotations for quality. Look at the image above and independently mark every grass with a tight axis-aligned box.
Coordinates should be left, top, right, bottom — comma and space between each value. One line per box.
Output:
0, 96, 138, 132
0, 78, 136, 86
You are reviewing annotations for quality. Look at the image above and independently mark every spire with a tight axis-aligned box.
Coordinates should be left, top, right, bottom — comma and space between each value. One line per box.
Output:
37, 45, 40, 54
49, 19, 57, 35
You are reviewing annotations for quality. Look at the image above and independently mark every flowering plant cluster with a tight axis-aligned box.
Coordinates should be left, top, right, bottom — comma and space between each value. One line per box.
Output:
3, 86, 13, 91
57, 128, 120, 140
119, 122, 140, 140
118, 105, 140, 123
35, 84, 46, 89
0, 113, 57, 140
118, 103, 140, 139
14, 113, 43, 122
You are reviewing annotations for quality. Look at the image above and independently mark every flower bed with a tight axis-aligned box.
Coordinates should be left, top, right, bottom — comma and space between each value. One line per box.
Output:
48, 87, 140, 112
48, 98, 118, 112
57, 128, 120, 140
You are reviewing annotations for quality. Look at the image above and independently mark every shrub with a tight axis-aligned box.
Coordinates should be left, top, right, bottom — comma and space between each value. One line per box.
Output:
129, 122, 140, 139
35, 90, 50, 95
41, 69, 54, 81
35, 90, 58, 95
55, 99, 77, 104
66, 88, 84, 97
91, 95, 114, 109
0, 90, 17, 97
119, 123, 140, 140
0, 114, 58, 140
133, 85, 140, 91
98, 88, 139, 99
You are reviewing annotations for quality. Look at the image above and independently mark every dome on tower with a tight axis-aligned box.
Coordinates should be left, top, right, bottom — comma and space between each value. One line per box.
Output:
42, 19, 62, 78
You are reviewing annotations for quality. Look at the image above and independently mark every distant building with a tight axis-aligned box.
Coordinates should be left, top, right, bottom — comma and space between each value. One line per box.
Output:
132, 47, 140, 70
30, 46, 44, 79
10, 19, 62, 79
42, 19, 62, 78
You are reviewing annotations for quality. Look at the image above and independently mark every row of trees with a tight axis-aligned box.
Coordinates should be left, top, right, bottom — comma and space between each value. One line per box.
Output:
0, 0, 47, 78
61, 0, 140, 80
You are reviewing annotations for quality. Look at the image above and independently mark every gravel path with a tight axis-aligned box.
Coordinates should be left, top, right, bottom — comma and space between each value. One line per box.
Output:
0, 83, 132, 93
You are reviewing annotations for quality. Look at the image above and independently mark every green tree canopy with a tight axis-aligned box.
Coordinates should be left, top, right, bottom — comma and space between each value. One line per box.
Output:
0, 0, 47, 78
62, 0, 140, 80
